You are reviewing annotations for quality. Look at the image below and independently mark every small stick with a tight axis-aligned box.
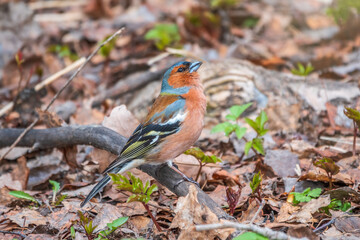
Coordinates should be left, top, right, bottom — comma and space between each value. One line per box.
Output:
142, 202, 162, 232
353, 121, 357, 157
195, 221, 308, 240
0, 28, 125, 162
250, 199, 265, 224
0, 230, 26, 239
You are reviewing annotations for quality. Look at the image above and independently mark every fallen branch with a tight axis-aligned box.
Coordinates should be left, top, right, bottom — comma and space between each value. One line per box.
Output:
195, 221, 308, 240
0, 28, 125, 162
0, 125, 233, 220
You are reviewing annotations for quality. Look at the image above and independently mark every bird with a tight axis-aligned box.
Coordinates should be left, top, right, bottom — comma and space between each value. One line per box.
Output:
81, 61, 206, 207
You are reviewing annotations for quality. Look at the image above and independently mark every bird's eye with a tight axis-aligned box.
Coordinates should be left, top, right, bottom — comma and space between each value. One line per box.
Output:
177, 67, 185, 72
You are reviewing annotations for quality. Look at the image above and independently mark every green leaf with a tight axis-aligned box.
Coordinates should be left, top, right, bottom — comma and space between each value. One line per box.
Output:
250, 172, 262, 194
225, 114, 237, 121
145, 23, 180, 50
49, 180, 60, 195
344, 107, 360, 130
70, 226, 76, 239
9, 191, 37, 203
245, 118, 260, 133
107, 216, 129, 229
211, 122, 233, 135
259, 129, 269, 136
229, 103, 252, 119
99, 35, 116, 58
252, 138, 265, 155
184, 147, 205, 160
233, 231, 268, 240
111, 172, 158, 204
313, 157, 340, 176
259, 111, 268, 129
308, 188, 322, 198
55, 194, 67, 206
244, 141, 252, 155
208, 155, 222, 163
291, 62, 314, 76
235, 126, 247, 140
291, 188, 322, 205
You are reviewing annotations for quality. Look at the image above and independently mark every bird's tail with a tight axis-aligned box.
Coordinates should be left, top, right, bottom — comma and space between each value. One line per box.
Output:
80, 174, 111, 208
80, 158, 145, 207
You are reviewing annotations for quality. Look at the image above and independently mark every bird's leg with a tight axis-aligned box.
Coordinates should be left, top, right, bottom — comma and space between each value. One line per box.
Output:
167, 160, 200, 187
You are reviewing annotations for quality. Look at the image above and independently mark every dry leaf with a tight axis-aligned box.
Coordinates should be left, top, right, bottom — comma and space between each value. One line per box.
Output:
91, 105, 139, 172
170, 185, 234, 240
299, 169, 353, 185
7, 209, 47, 227
11, 156, 29, 190
288, 195, 331, 224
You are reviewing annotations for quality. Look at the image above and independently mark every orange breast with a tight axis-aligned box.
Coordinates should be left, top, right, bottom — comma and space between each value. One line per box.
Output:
155, 87, 207, 161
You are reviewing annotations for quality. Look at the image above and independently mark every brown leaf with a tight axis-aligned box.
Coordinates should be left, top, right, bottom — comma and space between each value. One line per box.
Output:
11, 156, 29, 190
324, 187, 360, 203
238, 200, 260, 223
92, 204, 125, 230
84, 0, 113, 19
276, 202, 300, 223
7, 209, 47, 227
288, 195, 331, 224
129, 216, 151, 231
299, 169, 353, 185
212, 170, 241, 186
207, 185, 228, 207
37, 109, 64, 128
287, 225, 320, 240
91, 105, 139, 172
335, 216, 360, 234
170, 185, 234, 240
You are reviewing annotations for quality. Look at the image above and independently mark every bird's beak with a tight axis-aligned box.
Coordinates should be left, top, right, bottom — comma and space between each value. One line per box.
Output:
189, 61, 202, 73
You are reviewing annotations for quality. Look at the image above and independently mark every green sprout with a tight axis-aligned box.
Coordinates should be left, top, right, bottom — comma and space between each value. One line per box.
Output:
109, 172, 161, 231
145, 23, 181, 50
9, 191, 37, 204
313, 158, 340, 190
185, 147, 222, 181
326, 0, 360, 25
211, 103, 268, 157
290, 188, 322, 205
95, 217, 129, 240
49, 180, 67, 206
250, 171, 263, 202
291, 63, 314, 76
78, 211, 98, 239
48, 44, 79, 61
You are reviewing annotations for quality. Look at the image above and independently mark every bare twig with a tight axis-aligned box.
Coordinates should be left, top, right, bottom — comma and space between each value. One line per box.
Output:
196, 221, 308, 240
195, 160, 203, 182
250, 199, 265, 224
313, 218, 335, 233
0, 230, 26, 239
0, 28, 125, 162
353, 121, 357, 157
142, 202, 162, 232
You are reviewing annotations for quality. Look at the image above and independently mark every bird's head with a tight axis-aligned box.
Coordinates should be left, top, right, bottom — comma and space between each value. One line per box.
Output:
161, 61, 202, 95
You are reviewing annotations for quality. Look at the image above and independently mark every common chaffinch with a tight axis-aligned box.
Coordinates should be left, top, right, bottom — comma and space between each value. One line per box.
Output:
81, 61, 206, 207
